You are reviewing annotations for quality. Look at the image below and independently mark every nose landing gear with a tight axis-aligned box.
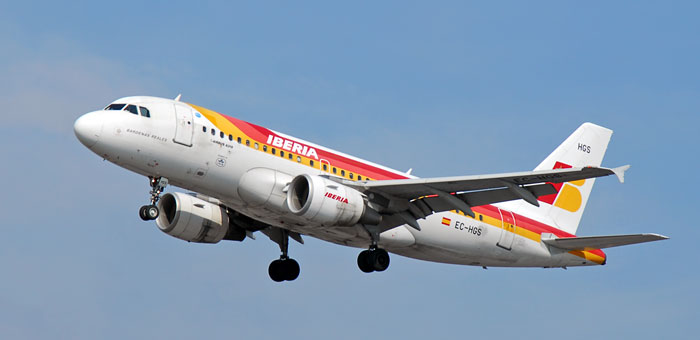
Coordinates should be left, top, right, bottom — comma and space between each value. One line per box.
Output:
139, 176, 168, 221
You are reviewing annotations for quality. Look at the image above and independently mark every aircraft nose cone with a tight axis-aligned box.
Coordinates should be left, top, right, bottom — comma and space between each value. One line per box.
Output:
74, 111, 103, 148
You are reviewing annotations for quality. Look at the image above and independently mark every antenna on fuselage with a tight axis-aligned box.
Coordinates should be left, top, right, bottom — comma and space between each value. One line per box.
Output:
174, 94, 182, 102
406, 168, 413, 175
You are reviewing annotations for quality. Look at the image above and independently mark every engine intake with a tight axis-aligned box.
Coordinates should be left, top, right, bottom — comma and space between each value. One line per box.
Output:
156, 192, 230, 243
287, 174, 381, 226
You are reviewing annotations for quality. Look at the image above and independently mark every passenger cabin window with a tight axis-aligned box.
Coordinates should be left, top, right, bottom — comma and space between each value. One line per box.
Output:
220, 131, 224, 138
237, 137, 242, 144
254, 143, 259, 150
263, 145, 268, 152
272, 148, 276, 155
280, 151, 285, 157
246, 140, 250, 146
358, 175, 362, 180
288, 153, 293, 160
297, 156, 301, 162
310, 160, 314, 167
125, 105, 139, 115
323, 164, 328, 171
349, 173, 354, 179
341, 170, 346, 176
228, 134, 233, 141
139, 107, 150, 117
105, 103, 125, 110
203, 126, 207, 132
332, 168, 337, 174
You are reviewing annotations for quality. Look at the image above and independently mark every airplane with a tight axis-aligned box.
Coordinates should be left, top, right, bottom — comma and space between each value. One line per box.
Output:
73, 95, 668, 282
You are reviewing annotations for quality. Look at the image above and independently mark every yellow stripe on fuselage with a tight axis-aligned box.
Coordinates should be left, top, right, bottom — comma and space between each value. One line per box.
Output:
188, 103, 248, 138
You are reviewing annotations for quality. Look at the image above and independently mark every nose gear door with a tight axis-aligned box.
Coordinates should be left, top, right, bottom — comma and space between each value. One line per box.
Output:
173, 104, 193, 147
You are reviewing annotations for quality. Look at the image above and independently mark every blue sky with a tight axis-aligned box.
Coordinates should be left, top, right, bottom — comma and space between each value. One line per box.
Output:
1, 1, 698, 339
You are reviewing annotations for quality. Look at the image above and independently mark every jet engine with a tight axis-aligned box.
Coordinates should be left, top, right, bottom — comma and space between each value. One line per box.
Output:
286, 174, 381, 226
156, 192, 230, 243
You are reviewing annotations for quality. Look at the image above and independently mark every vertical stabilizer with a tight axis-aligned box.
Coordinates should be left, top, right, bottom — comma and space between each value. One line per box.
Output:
508, 123, 613, 235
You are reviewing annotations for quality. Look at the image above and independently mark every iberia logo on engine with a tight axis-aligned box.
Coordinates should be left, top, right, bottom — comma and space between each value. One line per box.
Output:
325, 192, 349, 204
538, 161, 584, 212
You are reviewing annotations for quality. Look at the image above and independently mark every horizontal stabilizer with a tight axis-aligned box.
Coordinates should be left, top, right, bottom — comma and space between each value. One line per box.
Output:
542, 233, 668, 251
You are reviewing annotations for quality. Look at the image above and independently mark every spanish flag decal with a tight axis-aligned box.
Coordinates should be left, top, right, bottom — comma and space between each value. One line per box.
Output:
441, 217, 451, 226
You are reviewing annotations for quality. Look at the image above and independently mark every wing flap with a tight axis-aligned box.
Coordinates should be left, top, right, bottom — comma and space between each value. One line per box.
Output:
412, 183, 556, 214
542, 233, 668, 251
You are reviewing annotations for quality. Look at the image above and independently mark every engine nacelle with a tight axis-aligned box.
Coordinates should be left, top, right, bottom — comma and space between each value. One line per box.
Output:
286, 174, 381, 226
237, 167, 293, 212
156, 192, 229, 243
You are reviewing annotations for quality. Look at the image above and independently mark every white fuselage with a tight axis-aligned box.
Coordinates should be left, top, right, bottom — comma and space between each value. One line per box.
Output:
75, 96, 604, 268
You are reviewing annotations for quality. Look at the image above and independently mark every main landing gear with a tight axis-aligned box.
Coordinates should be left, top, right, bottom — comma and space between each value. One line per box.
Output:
357, 247, 390, 273
139, 176, 168, 221
268, 229, 300, 282
357, 226, 390, 273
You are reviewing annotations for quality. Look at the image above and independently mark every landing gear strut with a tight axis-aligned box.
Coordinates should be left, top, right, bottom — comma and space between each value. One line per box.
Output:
357, 226, 390, 273
268, 229, 300, 282
139, 176, 168, 221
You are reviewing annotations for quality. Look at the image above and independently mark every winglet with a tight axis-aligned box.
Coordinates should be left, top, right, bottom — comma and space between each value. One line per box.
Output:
174, 94, 182, 102
612, 165, 631, 183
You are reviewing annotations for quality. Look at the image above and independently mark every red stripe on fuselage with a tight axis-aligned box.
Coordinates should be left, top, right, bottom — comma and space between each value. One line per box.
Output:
211, 109, 605, 260
219, 112, 409, 180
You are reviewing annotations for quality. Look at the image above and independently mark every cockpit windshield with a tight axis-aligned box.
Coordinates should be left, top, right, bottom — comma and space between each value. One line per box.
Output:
125, 104, 139, 115
105, 103, 125, 110
104, 103, 151, 117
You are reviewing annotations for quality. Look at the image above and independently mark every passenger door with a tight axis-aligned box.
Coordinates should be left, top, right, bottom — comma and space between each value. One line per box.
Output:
497, 208, 516, 250
173, 104, 193, 147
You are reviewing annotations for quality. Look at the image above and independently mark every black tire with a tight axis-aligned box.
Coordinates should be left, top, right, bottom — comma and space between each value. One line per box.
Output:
139, 206, 150, 221
284, 259, 300, 281
357, 250, 374, 273
372, 249, 390, 272
268, 260, 285, 282
146, 205, 159, 220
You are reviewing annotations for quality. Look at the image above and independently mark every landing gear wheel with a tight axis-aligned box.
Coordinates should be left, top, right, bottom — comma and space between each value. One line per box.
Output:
139, 206, 150, 221
357, 250, 374, 273
284, 258, 300, 281
145, 205, 159, 220
139, 205, 159, 221
357, 248, 390, 273
268, 258, 300, 282
372, 248, 390, 272
268, 260, 285, 282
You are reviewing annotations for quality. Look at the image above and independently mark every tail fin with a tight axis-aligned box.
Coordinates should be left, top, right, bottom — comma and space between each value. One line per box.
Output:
508, 123, 613, 235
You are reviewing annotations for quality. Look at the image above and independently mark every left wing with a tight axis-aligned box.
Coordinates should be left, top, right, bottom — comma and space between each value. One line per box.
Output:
341, 165, 630, 231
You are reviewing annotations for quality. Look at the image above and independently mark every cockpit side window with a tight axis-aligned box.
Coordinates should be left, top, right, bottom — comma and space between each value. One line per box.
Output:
105, 103, 126, 110
139, 106, 151, 117
125, 105, 139, 115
